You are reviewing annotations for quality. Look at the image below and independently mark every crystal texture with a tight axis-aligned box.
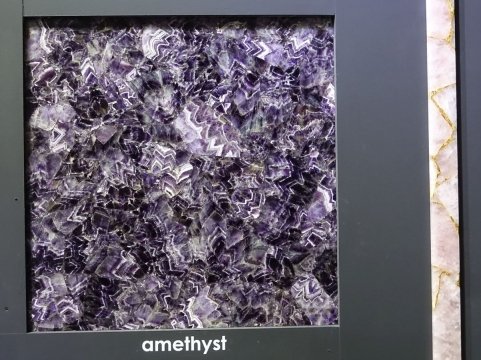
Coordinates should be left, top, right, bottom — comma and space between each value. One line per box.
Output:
25, 17, 337, 331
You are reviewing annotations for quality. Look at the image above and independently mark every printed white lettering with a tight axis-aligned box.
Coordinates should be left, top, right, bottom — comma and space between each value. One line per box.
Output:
155, 340, 171, 352
201, 339, 212, 355
141, 336, 228, 354
142, 340, 153, 352
173, 340, 184, 351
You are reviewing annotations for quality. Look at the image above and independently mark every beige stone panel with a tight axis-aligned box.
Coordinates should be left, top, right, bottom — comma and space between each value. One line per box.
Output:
427, 39, 456, 89
432, 268, 461, 360
431, 202, 459, 272
428, 100, 454, 156
436, 177, 459, 225
426, 0, 454, 39
435, 138, 458, 181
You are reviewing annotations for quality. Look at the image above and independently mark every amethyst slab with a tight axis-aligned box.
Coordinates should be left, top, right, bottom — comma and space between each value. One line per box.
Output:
25, 16, 337, 331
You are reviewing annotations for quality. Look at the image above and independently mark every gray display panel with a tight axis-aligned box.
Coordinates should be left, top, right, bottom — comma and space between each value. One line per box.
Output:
458, 0, 481, 358
0, 0, 431, 359
23, 0, 336, 16
0, 0, 26, 335
336, 1, 432, 358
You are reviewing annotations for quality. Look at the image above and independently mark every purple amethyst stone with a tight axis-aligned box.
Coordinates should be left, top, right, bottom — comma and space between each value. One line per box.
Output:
25, 16, 337, 331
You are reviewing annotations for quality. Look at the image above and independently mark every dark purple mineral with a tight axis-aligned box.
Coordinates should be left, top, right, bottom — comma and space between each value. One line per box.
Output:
25, 16, 337, 331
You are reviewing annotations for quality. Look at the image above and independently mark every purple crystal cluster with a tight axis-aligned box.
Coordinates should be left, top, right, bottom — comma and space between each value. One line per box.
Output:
25, 17, 337, 331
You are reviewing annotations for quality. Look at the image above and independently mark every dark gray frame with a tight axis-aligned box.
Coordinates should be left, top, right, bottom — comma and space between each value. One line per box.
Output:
457, 0, 481, 358
0, 0, 432, 359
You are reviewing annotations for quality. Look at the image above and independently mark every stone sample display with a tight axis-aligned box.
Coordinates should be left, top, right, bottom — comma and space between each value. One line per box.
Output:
426, 0, 461, 358
25, 17, 337, 331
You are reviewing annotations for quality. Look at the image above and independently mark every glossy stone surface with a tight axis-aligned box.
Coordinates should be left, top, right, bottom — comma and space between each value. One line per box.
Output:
426, 0, 461, 358
25, 17, 337, 331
